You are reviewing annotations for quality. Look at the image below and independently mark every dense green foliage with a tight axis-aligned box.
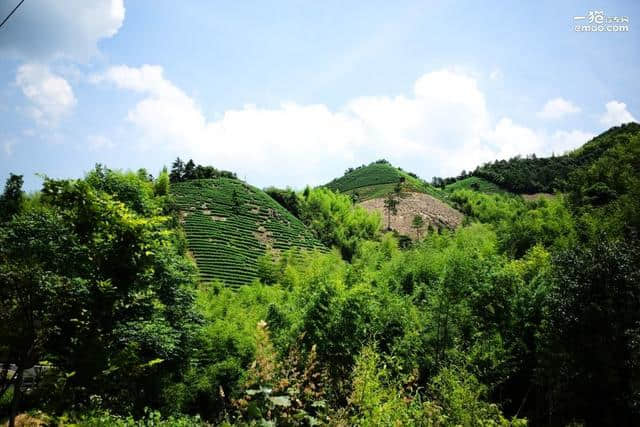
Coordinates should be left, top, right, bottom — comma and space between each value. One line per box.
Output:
170, 158, 237, 183
297, 187, 382, 261
566, 130, 640, 237
450, 190, 575, 257
2, 125, 640, 426
465, 122, 640, 193
541, 238, 640, 425
264, 186, 301, 218
0, 166, 200, 425
443, 176, 510, 194
0, 174, 24, 223
171, 178, 325, 288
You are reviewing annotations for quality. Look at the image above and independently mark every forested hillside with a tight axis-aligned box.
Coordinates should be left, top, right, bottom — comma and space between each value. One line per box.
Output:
459, 122, 640, 193
1, 124, 640, 426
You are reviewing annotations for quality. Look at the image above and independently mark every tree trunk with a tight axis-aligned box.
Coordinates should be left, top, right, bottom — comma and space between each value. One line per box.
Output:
387, 209, 391, 230
8, 367, 23, 427
0, 363, 10, 399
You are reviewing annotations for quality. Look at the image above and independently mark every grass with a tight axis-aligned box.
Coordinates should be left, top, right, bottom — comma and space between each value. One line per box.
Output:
171, 178, 324, 288
444, 177, 510, 195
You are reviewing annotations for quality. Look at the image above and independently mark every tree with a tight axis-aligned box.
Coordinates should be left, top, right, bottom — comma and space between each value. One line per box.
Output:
170, 157, 185, 183
299, 187, 381, 261
541, 238, 640, 425
0, 255, 81, 427
231, 189, 242, 214
0, 208, 84, 427
383, 193, 399, 231
0, 173, 24, 222
394, 181, 403, 195
0, 175, 199, 419
183, 159, 196, 181
265, 187, 301, 218
411, 214, 425, 239
154, 166, 170, 196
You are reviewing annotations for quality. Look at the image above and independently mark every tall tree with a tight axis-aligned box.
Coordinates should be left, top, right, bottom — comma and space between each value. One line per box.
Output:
154, 166, 170, 196
183, 159, 196, 180
170, 157, 185, 183
383, 193, 399, 231
411, 214, 425, 239
0, 173, 24, 222
541, 238, 640, 426
0, 175, 199, 420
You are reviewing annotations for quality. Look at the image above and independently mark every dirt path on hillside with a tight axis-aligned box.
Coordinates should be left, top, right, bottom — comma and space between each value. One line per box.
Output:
359, 192, 464, 239
521, 193, 554, 201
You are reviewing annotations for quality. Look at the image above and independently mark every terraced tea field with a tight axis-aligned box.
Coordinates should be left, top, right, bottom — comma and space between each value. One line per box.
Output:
172, 178, 324, 288
325, 162, 404, 192
325, 162, 445, 201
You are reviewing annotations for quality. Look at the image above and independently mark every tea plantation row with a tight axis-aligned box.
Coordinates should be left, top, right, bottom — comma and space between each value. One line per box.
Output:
171, 178, 325, 288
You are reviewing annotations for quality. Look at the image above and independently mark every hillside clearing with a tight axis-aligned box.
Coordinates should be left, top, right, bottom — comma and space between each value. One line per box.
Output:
359, 191, 464, 238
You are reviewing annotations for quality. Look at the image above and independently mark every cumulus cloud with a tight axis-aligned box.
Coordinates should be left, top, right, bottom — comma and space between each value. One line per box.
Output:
93, 65, 594, 186
600, 101, 636, 127
87, 135, 115, 151
548, 130, 595, 155
3, 139, 16, 157
16, 63, 76, 126
0, 0, 125, 61
537, 97, 581, 119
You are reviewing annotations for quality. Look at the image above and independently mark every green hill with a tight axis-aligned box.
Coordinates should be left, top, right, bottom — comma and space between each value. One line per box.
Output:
443, 176, 510, 194
325, 160, 444, 201
469, 122, 640, 193
171, 178, 324, 288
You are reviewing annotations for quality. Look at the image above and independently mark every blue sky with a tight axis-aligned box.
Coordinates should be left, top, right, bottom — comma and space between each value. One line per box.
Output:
1, 1, 638, 191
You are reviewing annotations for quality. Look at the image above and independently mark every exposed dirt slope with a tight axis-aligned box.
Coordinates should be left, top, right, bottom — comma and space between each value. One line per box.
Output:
359, 192, 464, 239
521, 193, 555, 201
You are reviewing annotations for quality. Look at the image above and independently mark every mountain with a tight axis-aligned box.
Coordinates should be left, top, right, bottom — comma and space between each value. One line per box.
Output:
324, 160, 463, 238
171, 178, 324, 288
325, 159, 444, 201
442, 176, 510, 195
468, 122, 640, 194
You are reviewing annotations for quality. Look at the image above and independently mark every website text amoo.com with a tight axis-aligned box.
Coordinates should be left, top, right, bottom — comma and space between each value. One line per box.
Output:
574, 10, 630, 32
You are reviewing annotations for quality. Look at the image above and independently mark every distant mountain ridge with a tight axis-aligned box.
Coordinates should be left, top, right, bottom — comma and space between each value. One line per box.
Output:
464, 122, 640, 194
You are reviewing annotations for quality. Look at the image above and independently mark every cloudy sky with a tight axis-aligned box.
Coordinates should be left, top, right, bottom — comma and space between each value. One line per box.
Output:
1, 1, 638, 191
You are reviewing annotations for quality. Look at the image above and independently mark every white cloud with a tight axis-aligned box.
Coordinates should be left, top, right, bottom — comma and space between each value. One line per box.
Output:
548, 130, 595, 155
16, 63, 77, 126
600, 101, 636, 127
87, 135, 115, 151
93, 65, 594, 186
489, 118, 544, 158
3, 139, 16, 157
0, 0, 125, 61
537, 97, 581, 119
489, 68, 503, 81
